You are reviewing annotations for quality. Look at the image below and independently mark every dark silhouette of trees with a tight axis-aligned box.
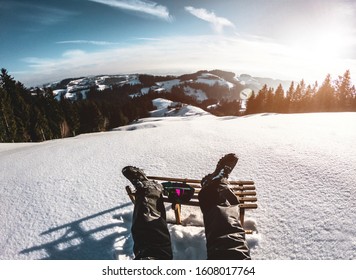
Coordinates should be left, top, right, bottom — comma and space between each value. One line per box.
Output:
0, 68, 154, 143
139, 74, 176, 87
1, 68, 31, 141
313, 74, 335, 112
273, 84, 286, 113
0, 86, 17, 142
245, 70, 356, 115
335, 70, 355, 111
214, 100, 241, 116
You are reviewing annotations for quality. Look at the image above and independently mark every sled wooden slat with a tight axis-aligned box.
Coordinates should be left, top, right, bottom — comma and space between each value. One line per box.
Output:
191, 185, 256, 192
126, 186, 135, 204
235, 191, 256, 196
190, 194, 257, 202
160, 198, 258, 208
147, 176, 255, 186
125, 175, 257, 234
239, 203, 258, 209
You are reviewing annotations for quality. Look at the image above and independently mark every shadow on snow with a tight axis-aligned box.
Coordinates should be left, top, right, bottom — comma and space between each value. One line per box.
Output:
20, 203, 132, 260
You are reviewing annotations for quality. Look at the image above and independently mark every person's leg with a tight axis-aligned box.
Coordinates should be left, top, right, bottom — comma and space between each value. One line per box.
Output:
123, 166, 173, 260
199, 154, 251, 260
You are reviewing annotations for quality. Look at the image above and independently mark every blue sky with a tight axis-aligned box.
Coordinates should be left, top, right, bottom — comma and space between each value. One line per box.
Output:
1, 0, 356, 86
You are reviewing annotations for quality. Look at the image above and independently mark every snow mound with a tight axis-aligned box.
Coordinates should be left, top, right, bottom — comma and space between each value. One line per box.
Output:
150, 98, 209, 117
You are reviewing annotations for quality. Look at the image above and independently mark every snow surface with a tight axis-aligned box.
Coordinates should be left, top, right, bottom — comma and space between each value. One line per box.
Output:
183, 86, 208, 102
1, 104, 355, 260
149, 98, 208, 118
197, 73, 235, 89
155, 79, 181, 91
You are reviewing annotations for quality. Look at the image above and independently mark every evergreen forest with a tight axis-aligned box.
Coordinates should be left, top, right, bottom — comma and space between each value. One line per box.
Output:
0, 68, 153, 142
245, 70, 356, 114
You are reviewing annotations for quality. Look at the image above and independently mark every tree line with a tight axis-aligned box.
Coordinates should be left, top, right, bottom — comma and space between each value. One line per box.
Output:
246, 70, 356, 114
0, 68, 153, 143
2, 67, 355, 143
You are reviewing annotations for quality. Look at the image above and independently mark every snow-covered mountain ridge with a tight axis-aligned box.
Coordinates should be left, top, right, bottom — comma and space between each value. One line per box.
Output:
40, 70, 290, 101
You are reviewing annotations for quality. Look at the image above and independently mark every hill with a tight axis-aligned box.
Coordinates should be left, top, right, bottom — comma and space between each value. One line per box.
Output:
40, 70, 290, 102
0, 112, 355, 260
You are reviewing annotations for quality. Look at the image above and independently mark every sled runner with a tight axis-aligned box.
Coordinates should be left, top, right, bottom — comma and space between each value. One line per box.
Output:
125, 176, 257, 234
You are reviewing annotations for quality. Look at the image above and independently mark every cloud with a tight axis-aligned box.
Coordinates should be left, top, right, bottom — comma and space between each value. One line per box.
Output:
2, 2, 77, 26
132, 37, 162, 41
56, 40, 121, 46
88, 0, 172, 21
185, 6, 235, 33
62, 50, 87, 58
17, 34, 356, 86
34, 7, 77, 25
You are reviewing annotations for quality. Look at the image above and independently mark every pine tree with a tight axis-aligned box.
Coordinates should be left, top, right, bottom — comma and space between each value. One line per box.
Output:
302, 85, 315, 112
351, 85, 356, 111
265, 87, 275, 113
29, 105, 52, 142
285, 82, 294, 113
61, 99, 80, 136
0, 87, 17, 142
254, 85, 269, 113
245, 92, 257, 114
273, 84, 285, 113
77, 101, 105, 133
41, 88, 65, 139
315, 74, 335, 112
335, 70, 353, 111
289, 80, 306, 113
0, 68, 31, 141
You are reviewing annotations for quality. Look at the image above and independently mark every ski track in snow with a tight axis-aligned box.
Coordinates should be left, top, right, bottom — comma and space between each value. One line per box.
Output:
1, 109, 355, 260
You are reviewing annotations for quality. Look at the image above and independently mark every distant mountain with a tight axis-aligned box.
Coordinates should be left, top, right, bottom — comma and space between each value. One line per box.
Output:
237, 74, 292, 92
38, 70, 291, 102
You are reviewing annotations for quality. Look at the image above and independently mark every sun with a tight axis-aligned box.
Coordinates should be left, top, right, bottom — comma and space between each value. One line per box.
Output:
293, 21, 350, 62
309, 28, 348, 60
286, 18, 353, 82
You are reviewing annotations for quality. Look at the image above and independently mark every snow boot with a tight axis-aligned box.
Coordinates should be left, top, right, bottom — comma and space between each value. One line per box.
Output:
122, 166, 149, 188
201, 153, 238, 186
199, 153, 240, 212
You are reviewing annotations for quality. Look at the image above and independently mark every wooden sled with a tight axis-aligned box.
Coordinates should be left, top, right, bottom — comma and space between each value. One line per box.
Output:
126, 176, 257, 234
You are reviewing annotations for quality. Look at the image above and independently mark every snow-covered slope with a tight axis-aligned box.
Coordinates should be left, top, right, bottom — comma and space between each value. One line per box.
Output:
50, 75, 141, 101
149, 98, 209, 117
1, 112, 355, 260
196, 73, 235, 89
45, 70, 291, 102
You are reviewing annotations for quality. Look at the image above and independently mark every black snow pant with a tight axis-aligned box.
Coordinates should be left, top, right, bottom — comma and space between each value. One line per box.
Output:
131, 180, 173, 259
131, 180, 250, 260
201, 204, 251, 259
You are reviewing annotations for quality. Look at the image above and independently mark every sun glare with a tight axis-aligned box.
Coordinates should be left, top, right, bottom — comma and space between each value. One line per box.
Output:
286, 16, 353, 82
294, 23, 348, 61
311, 31, 347, 59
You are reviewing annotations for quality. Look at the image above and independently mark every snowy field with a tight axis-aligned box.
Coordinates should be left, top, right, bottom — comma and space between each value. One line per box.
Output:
0, 100, 355, 260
